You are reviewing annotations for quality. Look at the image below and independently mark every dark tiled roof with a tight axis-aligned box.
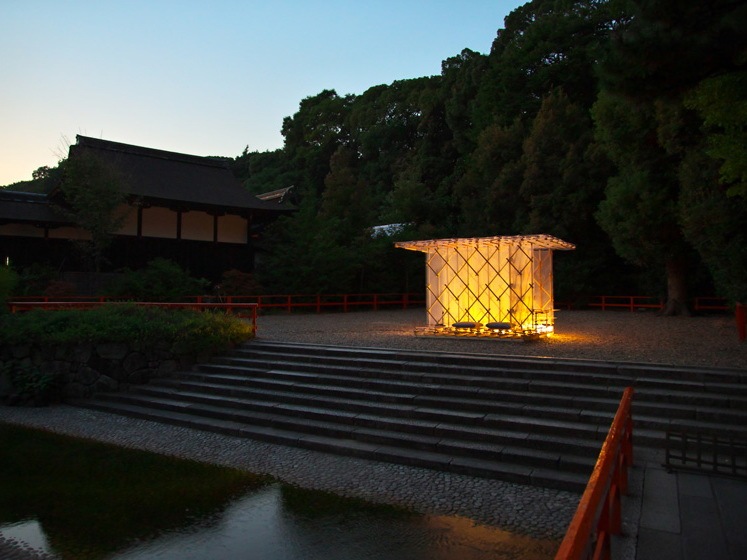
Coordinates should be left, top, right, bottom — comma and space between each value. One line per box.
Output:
0, 189, 70, 225
68, 136, 291, 216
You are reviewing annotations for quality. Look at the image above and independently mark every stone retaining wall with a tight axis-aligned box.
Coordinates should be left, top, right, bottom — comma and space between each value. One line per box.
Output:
0, 342, 203, 401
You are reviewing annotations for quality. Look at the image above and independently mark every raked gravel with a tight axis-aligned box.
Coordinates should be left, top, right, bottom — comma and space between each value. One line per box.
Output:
254, 308, 747, 370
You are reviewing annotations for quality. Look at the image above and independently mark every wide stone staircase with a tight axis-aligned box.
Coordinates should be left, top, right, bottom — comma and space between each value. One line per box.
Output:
71, 340, 747, 493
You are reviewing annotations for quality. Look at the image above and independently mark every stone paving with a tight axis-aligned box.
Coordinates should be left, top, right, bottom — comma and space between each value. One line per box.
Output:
635, 460, 747, 560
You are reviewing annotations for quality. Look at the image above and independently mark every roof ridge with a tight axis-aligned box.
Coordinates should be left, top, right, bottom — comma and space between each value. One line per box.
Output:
75, 135, 229, 169
0, 189, 49, 202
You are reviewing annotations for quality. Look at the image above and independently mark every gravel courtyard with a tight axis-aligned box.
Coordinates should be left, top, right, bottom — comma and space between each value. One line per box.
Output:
255, 308, 747, 370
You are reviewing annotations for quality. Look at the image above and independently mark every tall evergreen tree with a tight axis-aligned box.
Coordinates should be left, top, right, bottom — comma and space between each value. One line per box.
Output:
592, 92, 695, 313
521, 89, 619, 298
595, 0, 747, 309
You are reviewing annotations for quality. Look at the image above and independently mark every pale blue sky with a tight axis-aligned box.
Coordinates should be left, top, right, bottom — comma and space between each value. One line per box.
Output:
1, 1, 524, 185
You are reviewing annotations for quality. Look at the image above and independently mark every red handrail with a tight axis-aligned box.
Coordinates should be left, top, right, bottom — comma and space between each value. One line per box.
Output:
693, 296, 729, 312
11, 293, 425, 312
555, 387, 634, 560
588, 295, 663, 312
199, 293, 424, 313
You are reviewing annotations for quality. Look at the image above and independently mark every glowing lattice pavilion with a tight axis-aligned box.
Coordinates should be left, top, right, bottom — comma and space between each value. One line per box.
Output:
395, 235, 575, 337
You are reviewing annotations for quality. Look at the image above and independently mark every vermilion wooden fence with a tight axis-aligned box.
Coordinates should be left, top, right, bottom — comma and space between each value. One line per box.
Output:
8, 293, 426, 313
10, 293, 728, 312
587, 295, 663, 312
193, 293, 425, 313
559, 296, 729, 312
555, 387, 634, 560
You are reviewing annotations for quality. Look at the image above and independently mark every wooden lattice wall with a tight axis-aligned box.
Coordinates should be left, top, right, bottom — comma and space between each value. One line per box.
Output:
395, 235, 575, 334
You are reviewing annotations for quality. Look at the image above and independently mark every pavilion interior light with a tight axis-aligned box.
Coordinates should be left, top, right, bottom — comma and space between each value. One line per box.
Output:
395, 234, 575, 338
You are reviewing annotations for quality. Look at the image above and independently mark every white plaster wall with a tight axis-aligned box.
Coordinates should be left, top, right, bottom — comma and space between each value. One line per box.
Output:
141, 207, 177, 239
48, 227, 92, 240
181, 211, 214, 242
0, 224, 45, 238
217, 214, 247, 244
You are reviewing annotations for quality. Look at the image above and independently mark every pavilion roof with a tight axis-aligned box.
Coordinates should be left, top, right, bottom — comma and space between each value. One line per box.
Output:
395, 234, 576, 252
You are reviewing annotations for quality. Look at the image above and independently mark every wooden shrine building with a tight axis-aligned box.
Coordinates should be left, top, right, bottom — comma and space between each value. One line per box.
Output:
0, 136, 291, 279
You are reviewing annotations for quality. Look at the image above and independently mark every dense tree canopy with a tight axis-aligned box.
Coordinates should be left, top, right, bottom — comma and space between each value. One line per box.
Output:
593, 0, 747, 309
230, 0, 746, 308
6, 1, 742, 306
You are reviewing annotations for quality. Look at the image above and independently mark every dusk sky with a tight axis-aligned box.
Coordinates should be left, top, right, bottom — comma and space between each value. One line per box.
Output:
1, 1, 524, 186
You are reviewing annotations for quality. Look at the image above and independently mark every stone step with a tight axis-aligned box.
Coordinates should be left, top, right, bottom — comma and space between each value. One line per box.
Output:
219, 353, 595, 381
185, 364, 747, 425
73, 396, 591, 492
71, 340, 745, 493
95, 389, 606, 458
216, 354, 637, 389
117, 380, 708, 451
197, 362, 629, 401
163, 374, 623, 416
208, 353, 747, 403
241, 341, 747, 385
165, 375, 622, 434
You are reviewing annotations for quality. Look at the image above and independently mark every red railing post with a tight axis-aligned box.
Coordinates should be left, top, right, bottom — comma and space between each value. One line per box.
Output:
344, 294, 349, 313
555, 387, 634, 560
251, 304, 257, 335
736, 303, 746, 341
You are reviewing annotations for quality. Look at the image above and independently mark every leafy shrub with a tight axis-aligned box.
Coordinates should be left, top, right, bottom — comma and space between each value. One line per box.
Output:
0, 305, 253, 355
2, 361, 62, 406
19, 263, 57, 295
0, 266, 19, 312
107, 258, 210, 302
43, 280, 77, 298
216, 269, 263, 296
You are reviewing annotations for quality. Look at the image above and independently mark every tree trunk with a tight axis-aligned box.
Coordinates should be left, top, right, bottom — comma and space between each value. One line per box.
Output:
662, 258, 690, 316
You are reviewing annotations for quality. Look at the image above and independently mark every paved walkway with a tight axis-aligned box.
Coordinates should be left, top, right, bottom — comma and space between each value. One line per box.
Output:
635, 459, 747, 560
